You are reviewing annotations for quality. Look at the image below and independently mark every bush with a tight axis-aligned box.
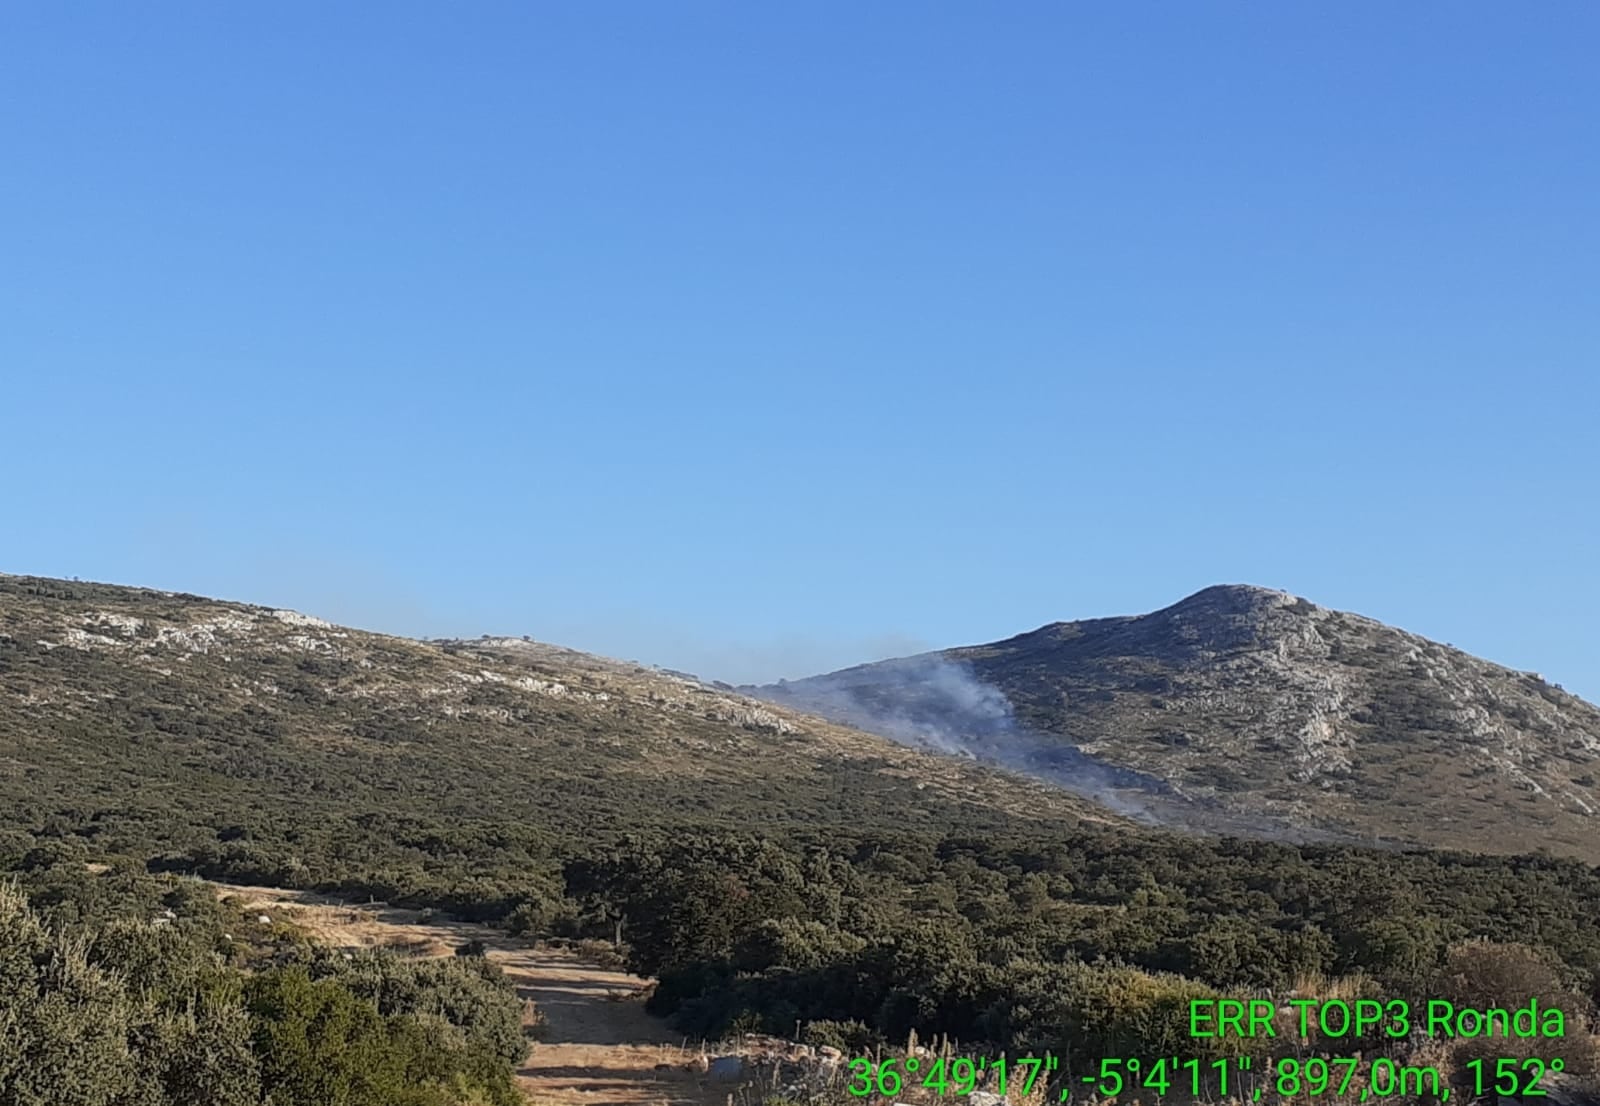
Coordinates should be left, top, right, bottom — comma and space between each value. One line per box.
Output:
0, 883, 142, 1104
245, 967, 429, 1106
293, 945, 530, 1068
1429, 941, 1600, 1083
992, 960, 1246, 1067
801, 1019, 880, 1053
504, 893, 579, 939
572, 938, 629, 969
0, 877, 526, 1106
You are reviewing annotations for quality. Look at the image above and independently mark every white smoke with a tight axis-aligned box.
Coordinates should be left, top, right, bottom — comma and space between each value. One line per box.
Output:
757, 655, 1169, 822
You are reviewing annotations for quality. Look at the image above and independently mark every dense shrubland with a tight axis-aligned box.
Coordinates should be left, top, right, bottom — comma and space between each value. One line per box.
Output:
8, 577, 1600, 1099
0, 862, 526, 1106
11, 826, 1600, 1101
562, 828, 1600, 1081
12, 811, 1600, 1099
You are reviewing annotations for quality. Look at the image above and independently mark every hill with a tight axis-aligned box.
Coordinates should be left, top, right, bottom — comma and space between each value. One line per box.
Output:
0, 572, 1117, 897
749, 584, 1600, 862
12, 572, 1600, 1105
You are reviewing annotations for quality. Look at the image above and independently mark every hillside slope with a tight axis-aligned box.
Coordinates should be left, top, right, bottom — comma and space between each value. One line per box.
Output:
0, 573, 1118, 887
752, 585, 1600, 861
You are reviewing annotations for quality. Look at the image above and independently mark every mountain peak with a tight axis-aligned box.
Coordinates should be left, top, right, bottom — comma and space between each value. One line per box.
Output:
759, 589, 1600, 862
1160, 583, 1310, 616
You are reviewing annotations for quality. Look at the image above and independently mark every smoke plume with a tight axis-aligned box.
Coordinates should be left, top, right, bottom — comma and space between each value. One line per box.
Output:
757, 655, 1172, 823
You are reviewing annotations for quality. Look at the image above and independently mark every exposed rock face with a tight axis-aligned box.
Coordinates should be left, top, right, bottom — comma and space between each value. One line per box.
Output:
754, 585, 1600, 862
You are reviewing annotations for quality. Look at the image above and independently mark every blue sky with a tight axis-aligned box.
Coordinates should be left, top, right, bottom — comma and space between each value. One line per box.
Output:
4, 3, 1597, 697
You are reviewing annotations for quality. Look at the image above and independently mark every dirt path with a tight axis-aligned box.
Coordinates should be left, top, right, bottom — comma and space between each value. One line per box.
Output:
212, 884, 729, 1106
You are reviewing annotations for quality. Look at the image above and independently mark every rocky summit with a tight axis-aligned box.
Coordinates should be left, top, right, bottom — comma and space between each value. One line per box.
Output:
752, 585, 1600, 862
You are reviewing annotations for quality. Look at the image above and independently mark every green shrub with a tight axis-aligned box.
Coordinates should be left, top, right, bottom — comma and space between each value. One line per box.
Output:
245, 967, 427, 1106
800, 1019, 880, 1052
0, 877, 525, 1106
0, 883, 141, 1105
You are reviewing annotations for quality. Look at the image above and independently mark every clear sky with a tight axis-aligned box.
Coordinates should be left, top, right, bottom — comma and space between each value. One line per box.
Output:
4, 4, 1597, 698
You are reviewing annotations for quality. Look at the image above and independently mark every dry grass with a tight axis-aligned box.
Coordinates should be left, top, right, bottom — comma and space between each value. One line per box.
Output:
1288, 971, 1379, 1002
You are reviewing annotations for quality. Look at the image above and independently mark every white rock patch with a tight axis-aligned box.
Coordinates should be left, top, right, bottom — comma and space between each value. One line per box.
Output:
270, 609, 333, 629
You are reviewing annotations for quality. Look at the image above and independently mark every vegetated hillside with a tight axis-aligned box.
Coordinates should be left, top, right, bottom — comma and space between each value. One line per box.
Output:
12, 573, 1600, 1105
0, 572, 1118, 897
752, 585, 1600, 863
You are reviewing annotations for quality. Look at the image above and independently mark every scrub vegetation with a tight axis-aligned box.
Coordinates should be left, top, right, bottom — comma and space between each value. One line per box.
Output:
6, 575, 1600, 1102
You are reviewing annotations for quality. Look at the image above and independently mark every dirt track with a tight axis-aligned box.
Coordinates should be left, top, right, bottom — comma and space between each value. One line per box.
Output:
213, 884, 732, 1106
